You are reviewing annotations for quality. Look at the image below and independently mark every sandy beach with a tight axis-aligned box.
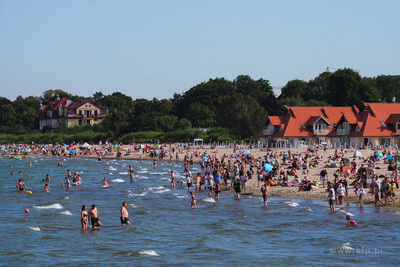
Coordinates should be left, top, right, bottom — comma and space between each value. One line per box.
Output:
57, 143, 400, 209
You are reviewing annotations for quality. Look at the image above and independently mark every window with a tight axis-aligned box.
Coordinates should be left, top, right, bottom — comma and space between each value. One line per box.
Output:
79, 120, 82, 125
343, 123, 350, 130
79, 110, 82, 115
355, 126, 360, 131
301, 123, 305, 129
94, 110, 98, 116
87, 120, 90, 124
380, 121, 386, 127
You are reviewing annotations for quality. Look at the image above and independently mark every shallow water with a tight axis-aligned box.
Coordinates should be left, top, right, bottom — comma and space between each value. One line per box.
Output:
0, 156, 398, 266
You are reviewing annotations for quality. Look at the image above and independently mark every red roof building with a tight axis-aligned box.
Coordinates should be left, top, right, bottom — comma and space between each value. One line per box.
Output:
38, 96, 108, 131
260, 103, 400, 148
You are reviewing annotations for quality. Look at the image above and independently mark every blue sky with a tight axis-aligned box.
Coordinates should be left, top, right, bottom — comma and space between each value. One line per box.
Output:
1, 0, 399, 101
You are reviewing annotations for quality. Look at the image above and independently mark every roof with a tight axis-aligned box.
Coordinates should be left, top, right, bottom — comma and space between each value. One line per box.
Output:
349, 103, 400, 137
272, 106, 357, 137
65, 100, 108, 110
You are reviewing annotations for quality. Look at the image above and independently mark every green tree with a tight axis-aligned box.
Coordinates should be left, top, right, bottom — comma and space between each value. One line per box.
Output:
158, 115, 178, 132
217, 94, 266, 138
0, 104, 20, 126
280, 79, 308, 99
376, 75, 400, 102
306, 72, 332, 102
359, 78, 381, 103
185, 102, 216, 128
328, 68, 362, 106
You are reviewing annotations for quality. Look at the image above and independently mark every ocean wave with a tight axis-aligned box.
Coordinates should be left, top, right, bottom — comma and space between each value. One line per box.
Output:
129, 192, 147, 197
152, 189, 170, 194
138, 250, 160, 256
137, 171, 148, 174
129, 204, 140, 208
109, 167, 117, 171
33, 203, 63, 209
28, 227, 41, 231
118, 172, 128, 175
111, 179, 125, 183
340, 210, 354, 216
287, 202, 299, 208
177, 195, 188, 199
146, 186, 164, 190
60, 210, 72, 216
203, 197, 216, 203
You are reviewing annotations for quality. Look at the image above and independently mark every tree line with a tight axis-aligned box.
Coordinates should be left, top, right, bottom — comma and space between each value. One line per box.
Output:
0, 69, 399, 143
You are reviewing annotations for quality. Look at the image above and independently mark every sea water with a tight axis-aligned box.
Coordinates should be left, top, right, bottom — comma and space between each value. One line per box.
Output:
0, 156, 398, 266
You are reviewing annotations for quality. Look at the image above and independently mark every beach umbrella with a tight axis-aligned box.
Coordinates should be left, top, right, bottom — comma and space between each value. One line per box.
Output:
264, 163, 273, 173
387, 155, 393, 161
375, 152, 383, 158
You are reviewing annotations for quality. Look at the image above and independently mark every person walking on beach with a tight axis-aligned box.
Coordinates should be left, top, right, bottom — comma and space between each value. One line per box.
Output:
336, 183, 345, 207
89, 205, 102, 229
328, 183, 335, 211
81, 205, 88, 230
120, 202, 130, 226
374, 184, 384, 207
358, 185, 366, 208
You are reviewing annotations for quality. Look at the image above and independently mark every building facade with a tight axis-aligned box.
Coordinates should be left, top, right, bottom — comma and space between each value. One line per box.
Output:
257, 103, 400, 148
38, 96, 108, 131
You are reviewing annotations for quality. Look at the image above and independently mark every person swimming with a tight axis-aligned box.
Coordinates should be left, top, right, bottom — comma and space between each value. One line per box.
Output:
346, 215, 357, 226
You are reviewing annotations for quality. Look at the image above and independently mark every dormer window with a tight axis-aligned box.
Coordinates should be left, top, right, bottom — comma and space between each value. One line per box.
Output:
355, 126, 360, 131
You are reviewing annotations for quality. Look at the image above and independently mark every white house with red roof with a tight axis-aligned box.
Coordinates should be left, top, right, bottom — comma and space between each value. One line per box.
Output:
38, 95, 108, 131
257, 103, 400, 148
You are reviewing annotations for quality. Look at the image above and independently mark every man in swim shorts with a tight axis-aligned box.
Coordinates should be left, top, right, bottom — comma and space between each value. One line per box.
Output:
120, 202, 130, 225
17, 180, 27, 191
89, 205, 102, 229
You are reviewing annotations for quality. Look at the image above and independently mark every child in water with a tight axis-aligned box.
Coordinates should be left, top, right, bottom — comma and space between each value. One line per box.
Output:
346, 215, 357, 226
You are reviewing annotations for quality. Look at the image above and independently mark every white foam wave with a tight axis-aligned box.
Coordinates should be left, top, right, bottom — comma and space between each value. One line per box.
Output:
340, 210, 354, 216
28, 227, 41, 231
158, 177, 169, 181
111, 179, 125, 183
137, 171, 148, 174
129, 204, 140, 208
138, 250, 160, 256
203, 197, 216, 203
33, 203, 63, 209
147, 186, 164, 190
152, 189, 170, 194
118, 172, 128, 175
288, 202, 299, 208
109, 167, 117, 171
60, 210, 72, 216
64, 196, 69, 200
129, 192, 147, 197
177, 195, 188, 199
136, 175, 148, 179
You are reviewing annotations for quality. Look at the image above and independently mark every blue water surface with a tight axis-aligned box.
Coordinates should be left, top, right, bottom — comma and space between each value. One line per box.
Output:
0, 156, 398, 266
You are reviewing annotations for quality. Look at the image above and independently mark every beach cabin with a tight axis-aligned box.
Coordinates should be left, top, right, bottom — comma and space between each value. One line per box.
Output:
358, 167, 374, 185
